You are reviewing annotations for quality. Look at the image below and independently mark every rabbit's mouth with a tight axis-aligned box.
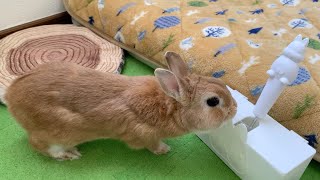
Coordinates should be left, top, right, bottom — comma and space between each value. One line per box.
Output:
225, 114, 235, 123
226, 106, 237, 121
226, 98, 238, 120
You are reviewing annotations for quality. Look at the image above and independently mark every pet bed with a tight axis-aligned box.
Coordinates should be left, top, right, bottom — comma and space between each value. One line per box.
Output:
0, 24, 124, 102
64, 0, 320, 160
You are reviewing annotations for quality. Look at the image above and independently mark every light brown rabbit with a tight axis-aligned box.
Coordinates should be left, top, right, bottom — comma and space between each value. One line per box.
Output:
5, 52, 237, 161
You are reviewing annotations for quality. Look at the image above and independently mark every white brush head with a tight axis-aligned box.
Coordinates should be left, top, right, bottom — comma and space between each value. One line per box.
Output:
283, 34, 309, 63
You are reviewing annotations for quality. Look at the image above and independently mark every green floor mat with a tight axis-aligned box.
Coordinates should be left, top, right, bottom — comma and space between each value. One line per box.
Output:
0, 55, 319, 179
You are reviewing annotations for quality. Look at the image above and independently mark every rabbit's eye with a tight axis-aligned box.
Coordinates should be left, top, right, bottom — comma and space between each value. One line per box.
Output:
207, 97, 220, 107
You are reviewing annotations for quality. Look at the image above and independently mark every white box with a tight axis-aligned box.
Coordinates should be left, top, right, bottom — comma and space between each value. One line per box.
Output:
196, 87, 315, 180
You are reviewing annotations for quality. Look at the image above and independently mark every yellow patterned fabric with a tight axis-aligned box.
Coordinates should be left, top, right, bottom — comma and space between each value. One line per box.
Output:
64, 0, 320, 160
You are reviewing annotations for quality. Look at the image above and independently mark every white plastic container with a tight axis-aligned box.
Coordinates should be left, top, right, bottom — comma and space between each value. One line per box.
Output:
196, 35, 316, 180
197, 87, 315, 180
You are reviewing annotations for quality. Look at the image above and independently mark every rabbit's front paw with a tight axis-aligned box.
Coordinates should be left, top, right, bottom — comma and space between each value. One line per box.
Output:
150, 141, 171, 155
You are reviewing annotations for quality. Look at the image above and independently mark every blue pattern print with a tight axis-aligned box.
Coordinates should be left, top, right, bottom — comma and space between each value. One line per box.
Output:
304, 134, 318, 148
163, 7, 180, 14
250, 9, 264, 14
248, 27, 263, 34
214, 43, 236, 57
194, 18, 213, 24
212, 70, 225, 78
117, 2, 136, 16
88, 16, 94, 25
138, 30, 147, 41
216, 9, 228, 15
251, 85, 265, 96
205, 27, 224, 37
153, 16, 181, 32
289, 67, 311, 86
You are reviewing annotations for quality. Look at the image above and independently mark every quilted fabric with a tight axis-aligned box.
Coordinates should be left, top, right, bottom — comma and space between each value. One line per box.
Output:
64, 0, 320, 160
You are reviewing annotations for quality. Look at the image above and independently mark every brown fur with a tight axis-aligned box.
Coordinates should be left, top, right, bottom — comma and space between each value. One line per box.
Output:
5, 52, 237, 160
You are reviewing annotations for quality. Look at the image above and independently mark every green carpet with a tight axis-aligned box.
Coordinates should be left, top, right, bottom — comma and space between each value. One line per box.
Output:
0, 55, 319, 179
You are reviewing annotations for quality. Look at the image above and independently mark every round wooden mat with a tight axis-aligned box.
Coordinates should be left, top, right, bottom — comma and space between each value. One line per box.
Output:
0, 25, 124, 92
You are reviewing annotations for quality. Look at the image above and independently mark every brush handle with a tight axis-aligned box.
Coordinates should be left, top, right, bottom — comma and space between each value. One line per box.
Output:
253, 35, 309, 119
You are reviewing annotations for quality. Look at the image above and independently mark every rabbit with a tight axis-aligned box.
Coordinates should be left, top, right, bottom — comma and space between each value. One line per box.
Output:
5, 52, 237, 161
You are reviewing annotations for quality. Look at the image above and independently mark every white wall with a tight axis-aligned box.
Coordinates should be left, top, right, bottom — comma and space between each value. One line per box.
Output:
0, 0, 65, 30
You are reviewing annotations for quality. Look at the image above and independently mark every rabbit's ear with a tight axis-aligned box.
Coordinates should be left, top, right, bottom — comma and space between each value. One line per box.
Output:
154, 68, 184, 100
165, 52, 190, 78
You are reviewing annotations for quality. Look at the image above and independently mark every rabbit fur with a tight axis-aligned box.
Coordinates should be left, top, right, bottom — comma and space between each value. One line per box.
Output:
5, 52, 237, 161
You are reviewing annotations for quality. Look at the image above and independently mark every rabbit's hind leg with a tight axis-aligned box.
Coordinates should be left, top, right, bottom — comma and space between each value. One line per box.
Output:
29, 135, 81, 161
